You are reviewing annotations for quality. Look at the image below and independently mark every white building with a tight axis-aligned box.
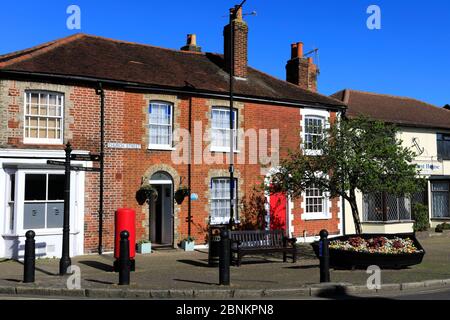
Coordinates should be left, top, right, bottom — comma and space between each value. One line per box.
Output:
332, 89, 450, 234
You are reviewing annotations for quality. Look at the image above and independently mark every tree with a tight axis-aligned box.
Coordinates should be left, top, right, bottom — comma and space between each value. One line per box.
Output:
270, 116, 423, 234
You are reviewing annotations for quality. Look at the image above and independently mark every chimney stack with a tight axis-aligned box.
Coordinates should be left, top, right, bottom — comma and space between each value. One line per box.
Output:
223, 5, 248, 78
181, 34, 202, 52
286, 42, 318, 92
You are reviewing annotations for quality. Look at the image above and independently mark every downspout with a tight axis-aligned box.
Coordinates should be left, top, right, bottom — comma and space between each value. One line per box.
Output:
96, 83, 105, 254
188, 97, 192, 237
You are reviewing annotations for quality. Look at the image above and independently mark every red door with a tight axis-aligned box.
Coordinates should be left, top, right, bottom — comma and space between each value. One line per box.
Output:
270, 192, 287, 231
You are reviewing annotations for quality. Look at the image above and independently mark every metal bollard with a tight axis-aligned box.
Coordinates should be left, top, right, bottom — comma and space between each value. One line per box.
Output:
219, 229, 230, 286
23, 230, 35, 283
119, 230, 131, 285
319, 229, 330, 283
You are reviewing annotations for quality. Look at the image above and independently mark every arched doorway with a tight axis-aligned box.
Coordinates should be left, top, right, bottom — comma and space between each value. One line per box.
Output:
149, 171, 174, 245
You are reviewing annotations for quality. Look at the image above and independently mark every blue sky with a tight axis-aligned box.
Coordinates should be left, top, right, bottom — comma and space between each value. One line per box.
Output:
1, 0, 449, 106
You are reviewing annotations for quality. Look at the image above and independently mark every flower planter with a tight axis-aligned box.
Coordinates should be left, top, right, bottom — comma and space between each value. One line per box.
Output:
137, 242, 152, 254
181, 240, 195, 251
311, 233, 425, 269
175, 188, 190, 205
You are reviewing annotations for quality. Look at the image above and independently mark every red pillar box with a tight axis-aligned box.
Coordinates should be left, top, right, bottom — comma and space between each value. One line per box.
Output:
114, 208, 136, 272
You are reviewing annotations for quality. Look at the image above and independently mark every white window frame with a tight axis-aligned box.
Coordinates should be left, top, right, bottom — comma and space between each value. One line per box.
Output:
431, 181, 450, 219
21, 172, 65, 231
301, 108, 329, 156
210, 177, 239, 225
4, 170, 16, 234
301, 184, 331, 220
210, 107, 238, 153
148, 101, 174, 150
23, 91, 64, 145
12, 168, 81, 237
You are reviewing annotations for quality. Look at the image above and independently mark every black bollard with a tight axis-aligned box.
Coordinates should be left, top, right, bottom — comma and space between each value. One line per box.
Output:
119, 230, 131, 285
319, 229, 330, 283
23, 230, 35, 283
219, 229, 230, 286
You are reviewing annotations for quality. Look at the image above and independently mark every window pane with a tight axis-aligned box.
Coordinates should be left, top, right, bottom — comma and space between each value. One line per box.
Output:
210, 178, 237, 223
25, 92, 63, 142
149, 103, 172, 146
48, 175, 65, 200
23, 203, 46, 229
25, 175, 46, 200
47, 202, 64, 228
432, 190, 449, 218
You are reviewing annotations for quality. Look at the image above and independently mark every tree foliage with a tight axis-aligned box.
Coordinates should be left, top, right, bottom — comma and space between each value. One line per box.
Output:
270, 116, 424, 234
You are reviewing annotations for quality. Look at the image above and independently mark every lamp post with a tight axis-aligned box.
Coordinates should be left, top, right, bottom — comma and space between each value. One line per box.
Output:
59, 142, 72, 275
228, 0, 248, 230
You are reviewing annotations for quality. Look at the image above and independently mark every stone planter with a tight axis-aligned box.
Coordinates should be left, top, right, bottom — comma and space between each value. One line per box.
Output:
137, 242, 152, 254
181, 240, 195, 252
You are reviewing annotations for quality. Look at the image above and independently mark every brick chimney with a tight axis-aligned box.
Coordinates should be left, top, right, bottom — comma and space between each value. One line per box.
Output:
223, 5, 248, 78
286, 42, 318, 92
181, 34, 202, 52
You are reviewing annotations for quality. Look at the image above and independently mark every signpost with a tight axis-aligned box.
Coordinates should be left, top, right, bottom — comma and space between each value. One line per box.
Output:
47, 142, 101, 275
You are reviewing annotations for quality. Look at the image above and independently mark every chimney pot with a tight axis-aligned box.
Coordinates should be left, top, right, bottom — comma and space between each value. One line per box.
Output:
187, 34, 197, 46
181, 34, 202, 52
291, 42, 303, 59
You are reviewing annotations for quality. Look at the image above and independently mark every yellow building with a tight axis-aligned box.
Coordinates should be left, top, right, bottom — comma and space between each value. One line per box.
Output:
332, 90, 450, 234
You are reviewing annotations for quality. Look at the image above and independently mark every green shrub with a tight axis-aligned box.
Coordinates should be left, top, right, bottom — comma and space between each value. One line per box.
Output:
412, 203, 429, 232
435, 222, 450, 233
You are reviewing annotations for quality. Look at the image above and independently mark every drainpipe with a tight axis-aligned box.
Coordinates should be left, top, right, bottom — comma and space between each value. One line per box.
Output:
188, 97, 192, 237
96, 83, 105, 255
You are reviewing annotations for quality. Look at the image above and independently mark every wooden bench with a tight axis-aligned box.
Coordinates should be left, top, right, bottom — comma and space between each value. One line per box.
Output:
229, 230, 297, 267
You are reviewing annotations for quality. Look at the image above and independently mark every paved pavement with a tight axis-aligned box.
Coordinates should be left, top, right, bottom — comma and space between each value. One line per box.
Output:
0, 234, 448, 299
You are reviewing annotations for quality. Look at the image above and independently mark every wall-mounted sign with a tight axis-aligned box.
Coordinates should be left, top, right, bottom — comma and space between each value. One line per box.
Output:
190, 193, 199, 201
416, 163, 442, 175
106, 142, 141, 150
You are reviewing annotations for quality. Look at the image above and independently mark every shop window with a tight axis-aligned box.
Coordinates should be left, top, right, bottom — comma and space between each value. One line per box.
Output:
23, 174, 64, 229
363, 192, 412, 222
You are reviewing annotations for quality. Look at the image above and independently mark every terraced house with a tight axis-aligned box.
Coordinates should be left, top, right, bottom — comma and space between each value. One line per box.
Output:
332, 90, 450, 234
0, 8, 345, 259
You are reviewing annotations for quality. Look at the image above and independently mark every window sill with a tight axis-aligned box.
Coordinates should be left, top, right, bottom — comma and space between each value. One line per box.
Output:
2, 230, 80, 237
362, 220, 414, 225
303, 150, 323, 156
148, 146, 176, 151
23, 140, 64, 146
302, 214, 331, 221
210, 147, 240, 153
431, 217, 450, 221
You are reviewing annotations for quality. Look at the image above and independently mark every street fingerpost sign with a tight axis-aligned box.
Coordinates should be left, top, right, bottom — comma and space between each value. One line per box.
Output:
70, 153, 102, 161
47, 160, 101, 172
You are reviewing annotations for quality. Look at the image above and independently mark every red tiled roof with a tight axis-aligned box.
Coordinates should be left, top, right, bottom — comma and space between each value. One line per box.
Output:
331, 89, 450, 130
0, 33, 344, 108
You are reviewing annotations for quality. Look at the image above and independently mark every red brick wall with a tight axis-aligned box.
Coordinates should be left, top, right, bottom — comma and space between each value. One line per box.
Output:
1, 79, 341, 253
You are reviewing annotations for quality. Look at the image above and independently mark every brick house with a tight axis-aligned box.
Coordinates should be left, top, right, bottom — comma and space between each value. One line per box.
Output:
0, 7, 345, 258
332, 89, 450, 234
